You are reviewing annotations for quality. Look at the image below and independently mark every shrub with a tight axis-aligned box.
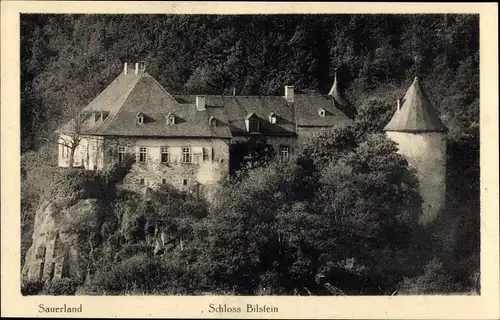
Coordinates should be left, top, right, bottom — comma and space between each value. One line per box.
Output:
82, 253, 168, 294
43, 278, 80, 295
21, 279, 44, 296
398, 258, 463, 294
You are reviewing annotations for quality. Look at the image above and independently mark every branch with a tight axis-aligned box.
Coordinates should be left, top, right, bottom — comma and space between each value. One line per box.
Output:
40, 137, 72, 148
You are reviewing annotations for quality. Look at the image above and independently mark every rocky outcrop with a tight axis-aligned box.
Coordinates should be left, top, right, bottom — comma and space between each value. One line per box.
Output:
22, 198, 103, 283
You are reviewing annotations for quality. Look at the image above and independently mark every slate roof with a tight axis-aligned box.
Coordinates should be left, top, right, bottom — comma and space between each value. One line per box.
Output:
175, 92, 353, 136
58, 71, 232, 139
294, 92, 353, 127
175, 95, 297, 136
58, 65, 354, 139
384, 77, 447, 133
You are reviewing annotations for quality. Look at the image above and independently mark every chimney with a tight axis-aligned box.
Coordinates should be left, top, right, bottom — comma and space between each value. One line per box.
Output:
135, 61, 146, 74
196, 96, 206, 111
124, 62, 128, 75
397, 99, 401, 111
285, 85, 294, 103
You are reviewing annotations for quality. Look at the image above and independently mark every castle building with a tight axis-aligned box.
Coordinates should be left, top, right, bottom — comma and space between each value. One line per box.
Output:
384, 76, 448, 224
56, 62, 353, 191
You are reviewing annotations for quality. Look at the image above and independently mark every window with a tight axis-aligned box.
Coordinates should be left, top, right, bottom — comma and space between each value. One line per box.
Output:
140, 178, 145, 185
208, 116, 216, 127
166, 113, 175, 125
182, 178, 188, 186
181, 147, 192, 163
138, 147, 147, 163
162, 178, 167, 185
269, 113, 277, 124
136, 113, 144, 125
203, 147, 211, 162
118, 146, 126, 162
160, 147, 170, 163
248, 119, 259, 132
280, 145, 290, 160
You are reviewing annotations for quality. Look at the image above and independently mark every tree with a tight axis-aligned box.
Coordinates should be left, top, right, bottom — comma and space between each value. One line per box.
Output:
354, 98, 396, 138
229, 136, 277, 178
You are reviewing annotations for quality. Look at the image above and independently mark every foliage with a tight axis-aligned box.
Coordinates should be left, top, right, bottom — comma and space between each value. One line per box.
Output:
189, 130, 423, 295
21, 280, 44, 296
229, 137, 277, 178
354, 98, 395, 138
43, 278, 80, 295
398, 258, 465, 294
301, 125, 358, 169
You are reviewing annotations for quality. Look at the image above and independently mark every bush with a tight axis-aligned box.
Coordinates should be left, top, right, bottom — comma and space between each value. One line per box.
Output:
82, 253, 168, 294
398, 258, 464, 294
21, 280, 44, 296
43, 278, 80, 295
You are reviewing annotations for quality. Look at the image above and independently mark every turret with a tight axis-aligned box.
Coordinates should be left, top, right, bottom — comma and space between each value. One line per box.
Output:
327, 69, 356, 118
384, 77, 448, 224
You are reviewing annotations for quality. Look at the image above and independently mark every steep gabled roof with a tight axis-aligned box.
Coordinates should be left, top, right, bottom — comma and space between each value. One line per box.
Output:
384, 77, 447, 133
58, 71, 232, 139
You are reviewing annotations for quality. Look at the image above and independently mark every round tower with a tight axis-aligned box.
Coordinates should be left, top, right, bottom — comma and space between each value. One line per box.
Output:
384, 77, 448, 225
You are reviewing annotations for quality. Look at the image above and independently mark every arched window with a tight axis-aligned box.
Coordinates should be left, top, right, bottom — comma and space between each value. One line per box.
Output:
166, 113, 175, 125
318, 108, 326, 117
208, 116, 216, 127
269, 112, 277, 124
136, 112, 144, 125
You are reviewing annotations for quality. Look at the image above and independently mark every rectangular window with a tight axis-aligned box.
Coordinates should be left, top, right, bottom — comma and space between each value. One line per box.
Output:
162, 178, 167, 185
118, 146, 126, 162
140, 178, 145, 185
280, 145, 290, 160
181, 147, 192, 164
138, 147, 147, 163
182, 178, 188, 186
203, 147, 211, 162
160, 147, 170, 163
248, 119, 259, 132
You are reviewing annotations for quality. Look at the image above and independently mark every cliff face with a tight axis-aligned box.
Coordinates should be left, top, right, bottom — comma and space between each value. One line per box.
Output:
22, 198, 103, 283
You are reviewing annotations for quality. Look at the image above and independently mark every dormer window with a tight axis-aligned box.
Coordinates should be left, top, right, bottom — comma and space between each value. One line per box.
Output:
318, 108, 326, 117
166, 113, 175, 125
245, 113, 259, 133
208, 116, 216, 127
94, 111, 102, 123
269, 113, 277, 124
136, 112, 144, 125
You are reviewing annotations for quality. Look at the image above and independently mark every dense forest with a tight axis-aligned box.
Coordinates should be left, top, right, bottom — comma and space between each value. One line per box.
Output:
20, 14, 480, 295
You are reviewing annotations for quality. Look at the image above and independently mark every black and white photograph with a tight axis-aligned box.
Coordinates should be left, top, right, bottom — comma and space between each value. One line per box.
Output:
2, 1, 499, 319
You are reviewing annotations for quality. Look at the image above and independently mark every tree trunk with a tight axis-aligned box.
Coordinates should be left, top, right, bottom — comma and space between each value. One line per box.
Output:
68, 146, 76, 168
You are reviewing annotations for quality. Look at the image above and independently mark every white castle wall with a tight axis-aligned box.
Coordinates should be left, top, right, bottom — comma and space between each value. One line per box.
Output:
386, 131, 447, 224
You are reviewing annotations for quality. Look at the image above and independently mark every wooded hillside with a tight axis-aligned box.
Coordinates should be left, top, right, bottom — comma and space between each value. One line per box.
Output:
21, 14, 479, 151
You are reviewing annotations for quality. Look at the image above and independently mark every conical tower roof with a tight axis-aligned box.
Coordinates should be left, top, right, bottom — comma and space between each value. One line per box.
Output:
328, 71, 351, 107
384, 77, 447, 133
